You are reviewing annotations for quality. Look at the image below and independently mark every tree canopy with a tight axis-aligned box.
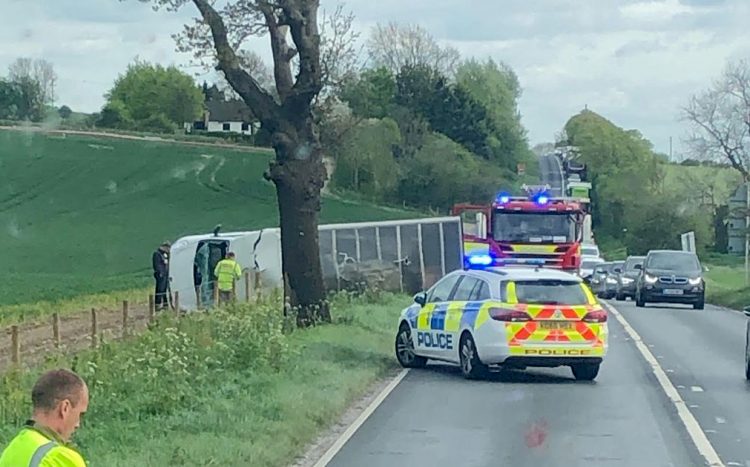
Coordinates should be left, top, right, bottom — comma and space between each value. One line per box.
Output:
101, 60, 204, 132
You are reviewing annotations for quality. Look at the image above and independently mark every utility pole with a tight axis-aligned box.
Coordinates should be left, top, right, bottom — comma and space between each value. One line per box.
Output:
669, 136, 673, 160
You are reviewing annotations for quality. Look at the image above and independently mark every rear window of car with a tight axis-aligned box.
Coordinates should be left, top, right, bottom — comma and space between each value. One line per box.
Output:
582, 247, 599, 256
514, 280, 589, 305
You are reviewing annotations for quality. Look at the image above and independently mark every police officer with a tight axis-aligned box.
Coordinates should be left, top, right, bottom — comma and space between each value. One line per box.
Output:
152, 241, 171, 311
214, 251, 242, 304
0, 369, 89, 466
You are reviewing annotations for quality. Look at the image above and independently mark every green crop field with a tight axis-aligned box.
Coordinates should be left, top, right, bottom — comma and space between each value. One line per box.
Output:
0, 129, 420, 307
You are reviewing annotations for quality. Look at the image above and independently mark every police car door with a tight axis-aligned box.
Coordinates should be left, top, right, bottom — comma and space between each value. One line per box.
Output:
443, 276, 481, 362
416, 273, 462, 359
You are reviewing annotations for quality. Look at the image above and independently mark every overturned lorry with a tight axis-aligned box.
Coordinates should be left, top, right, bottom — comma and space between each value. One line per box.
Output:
168, 217, 464, 311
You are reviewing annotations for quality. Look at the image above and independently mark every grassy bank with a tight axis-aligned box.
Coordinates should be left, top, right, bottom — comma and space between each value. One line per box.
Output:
704, 256, 750, 309
0, 292, 404, 466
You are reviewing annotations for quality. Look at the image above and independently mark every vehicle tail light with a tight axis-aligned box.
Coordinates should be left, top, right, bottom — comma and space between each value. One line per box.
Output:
489, 307, 531, 322
582, 309, 607, 323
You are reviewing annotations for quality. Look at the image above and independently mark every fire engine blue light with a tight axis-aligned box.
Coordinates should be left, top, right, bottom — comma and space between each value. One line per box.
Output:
467, 255, 493, 266
496, 192, 511, 204
536, 194, 549, 205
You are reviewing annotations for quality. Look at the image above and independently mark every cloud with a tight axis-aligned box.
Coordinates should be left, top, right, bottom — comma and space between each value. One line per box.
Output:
1, 0, 748, 156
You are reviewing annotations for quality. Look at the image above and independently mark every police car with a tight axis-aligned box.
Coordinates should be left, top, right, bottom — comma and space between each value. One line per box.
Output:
395, 267, 608, 380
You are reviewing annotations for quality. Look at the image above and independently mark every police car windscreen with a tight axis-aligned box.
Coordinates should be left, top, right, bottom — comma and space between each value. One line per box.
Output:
515, 280, 588, 305
493, 212, 575, 243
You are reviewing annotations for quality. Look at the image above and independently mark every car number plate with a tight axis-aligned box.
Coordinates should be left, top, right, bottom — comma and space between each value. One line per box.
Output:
663, 289, 684, 295
539, 321, 574, 330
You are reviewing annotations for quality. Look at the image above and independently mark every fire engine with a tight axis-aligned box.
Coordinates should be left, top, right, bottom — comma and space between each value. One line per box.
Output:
451, 185, 588, 271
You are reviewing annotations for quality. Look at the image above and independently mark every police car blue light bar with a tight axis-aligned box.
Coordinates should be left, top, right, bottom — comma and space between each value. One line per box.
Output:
467, 254, 494, 266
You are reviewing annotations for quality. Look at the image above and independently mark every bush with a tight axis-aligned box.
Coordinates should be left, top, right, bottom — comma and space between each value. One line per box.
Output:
135, 113, 178, 134
97, 100, 133, 129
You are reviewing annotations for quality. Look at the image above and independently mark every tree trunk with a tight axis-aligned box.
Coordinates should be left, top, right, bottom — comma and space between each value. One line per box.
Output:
268, 116, 330, 326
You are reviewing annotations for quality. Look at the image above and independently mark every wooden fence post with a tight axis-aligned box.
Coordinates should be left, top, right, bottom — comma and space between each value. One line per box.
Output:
196, 287, 202, 309
174, 291, 180, 315
91, 309, 98, 349
122, 301, 129, 338
244, 271, 251, 302
52, 313, 61, 349
148, 294, 155, 323
11, 326, 20, 366
213, 284, 219, 307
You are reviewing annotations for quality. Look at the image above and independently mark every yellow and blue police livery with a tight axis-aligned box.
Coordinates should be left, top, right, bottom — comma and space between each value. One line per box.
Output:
395, 267, 608, 380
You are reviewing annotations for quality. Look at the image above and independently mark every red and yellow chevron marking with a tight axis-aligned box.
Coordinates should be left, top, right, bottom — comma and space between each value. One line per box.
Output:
504, 304, 605, 345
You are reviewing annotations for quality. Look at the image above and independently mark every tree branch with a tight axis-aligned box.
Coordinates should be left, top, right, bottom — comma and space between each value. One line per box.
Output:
192, 0, 279, 124
258, 1, 295, 101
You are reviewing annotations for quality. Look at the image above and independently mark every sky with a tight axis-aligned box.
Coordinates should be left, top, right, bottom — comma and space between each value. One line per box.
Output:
2, 0, 749, 156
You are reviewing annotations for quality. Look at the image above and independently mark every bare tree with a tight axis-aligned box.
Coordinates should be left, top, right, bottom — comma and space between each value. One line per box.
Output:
8, 58, 57, 105
319, 4, 361, 94
367, 22, 460, 77
683, 59, 750, 180
138, 0, 336, 325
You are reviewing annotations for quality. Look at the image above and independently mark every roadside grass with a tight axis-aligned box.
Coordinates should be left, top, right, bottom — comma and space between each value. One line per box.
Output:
0, 129, 419, 308
704, 260, 750, 310
0, 292, 405, 467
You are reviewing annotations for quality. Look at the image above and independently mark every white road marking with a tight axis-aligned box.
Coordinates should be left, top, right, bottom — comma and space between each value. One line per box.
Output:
677, 385, 686, 389
604, 303, 725, 467
313, 369, 409, 467
667, 369, 675, 373
692, 386, 705, 392
690, 404, 700, 409
716, 417, 727, 424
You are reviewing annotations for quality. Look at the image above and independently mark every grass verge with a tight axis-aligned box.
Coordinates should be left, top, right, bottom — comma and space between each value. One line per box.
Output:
704, 260, 750, 310
0, 292, 404, 466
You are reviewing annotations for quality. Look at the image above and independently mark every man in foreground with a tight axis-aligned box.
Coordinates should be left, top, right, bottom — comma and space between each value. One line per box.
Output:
0, 369, 89, 466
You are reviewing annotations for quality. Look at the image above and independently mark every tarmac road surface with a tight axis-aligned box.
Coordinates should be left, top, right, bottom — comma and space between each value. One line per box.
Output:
326, 299, 750, 466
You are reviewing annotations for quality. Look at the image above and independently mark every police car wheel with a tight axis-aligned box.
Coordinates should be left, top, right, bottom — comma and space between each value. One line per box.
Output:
395, 323, 427, 369
571, 363, 600, 381
459, 333, 487, 380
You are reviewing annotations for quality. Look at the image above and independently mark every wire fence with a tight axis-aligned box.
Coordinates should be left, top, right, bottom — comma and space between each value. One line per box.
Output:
0, 271, 264, 371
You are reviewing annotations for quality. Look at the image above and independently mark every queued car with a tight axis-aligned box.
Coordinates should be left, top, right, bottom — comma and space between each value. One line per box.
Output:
635, 250, 705, 310
615, 256, 645, 301
590, 261, 623, 299
579, 257, 605, 283
395, 267, 608, 381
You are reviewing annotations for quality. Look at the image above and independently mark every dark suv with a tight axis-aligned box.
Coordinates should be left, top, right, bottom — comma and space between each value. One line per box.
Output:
635, 250, 705, 309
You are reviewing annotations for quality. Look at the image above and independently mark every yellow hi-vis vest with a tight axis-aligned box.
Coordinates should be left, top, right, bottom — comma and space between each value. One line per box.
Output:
214, 259, 242, 292
0, 426, 86, 467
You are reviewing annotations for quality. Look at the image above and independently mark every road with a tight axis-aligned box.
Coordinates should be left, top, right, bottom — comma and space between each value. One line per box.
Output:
326, 300, 750, 467
539, 154, 565, 197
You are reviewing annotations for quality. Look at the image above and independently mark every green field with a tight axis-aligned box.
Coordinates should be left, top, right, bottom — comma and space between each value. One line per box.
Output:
0, 129, 419, 306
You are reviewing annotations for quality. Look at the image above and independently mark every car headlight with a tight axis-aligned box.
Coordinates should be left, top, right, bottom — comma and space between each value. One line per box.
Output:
621, 277, 634, 284
606, 277, 617, 284
644, 274, 658, 284
688, 277, 702, 285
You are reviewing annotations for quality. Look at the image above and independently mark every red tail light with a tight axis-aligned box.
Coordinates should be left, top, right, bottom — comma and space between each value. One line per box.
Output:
582, 309, 607, 323
489, 308, 531, 322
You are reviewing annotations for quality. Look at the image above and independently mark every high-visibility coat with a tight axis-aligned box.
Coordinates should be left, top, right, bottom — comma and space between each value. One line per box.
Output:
0, 423, 86, 467
214, 258, 242, 292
